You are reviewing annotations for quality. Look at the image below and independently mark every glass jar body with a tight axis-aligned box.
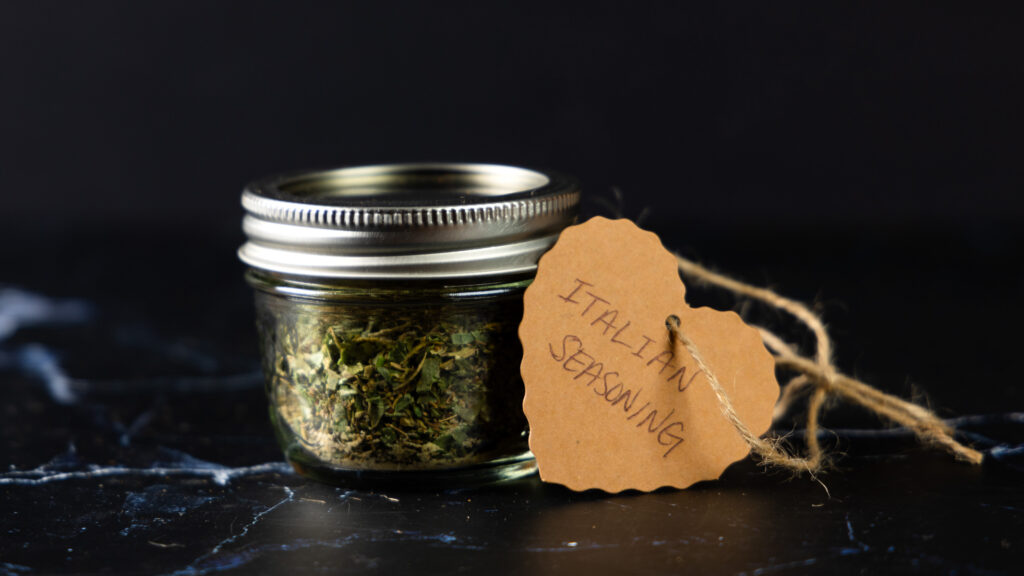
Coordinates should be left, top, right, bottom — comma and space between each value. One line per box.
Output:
248, 270, 535, 486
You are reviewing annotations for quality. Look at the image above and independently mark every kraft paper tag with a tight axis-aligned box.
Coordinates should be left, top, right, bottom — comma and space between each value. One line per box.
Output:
519, 217, 779, 492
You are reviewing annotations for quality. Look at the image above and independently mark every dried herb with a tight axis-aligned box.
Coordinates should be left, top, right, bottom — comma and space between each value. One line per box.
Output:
259, 299, 527, 469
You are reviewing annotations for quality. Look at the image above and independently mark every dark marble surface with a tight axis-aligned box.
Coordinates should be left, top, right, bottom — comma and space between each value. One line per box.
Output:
2, 225, 1023, 575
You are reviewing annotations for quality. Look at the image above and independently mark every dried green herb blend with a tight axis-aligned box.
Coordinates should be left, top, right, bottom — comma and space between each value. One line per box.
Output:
258, 297, 528, 470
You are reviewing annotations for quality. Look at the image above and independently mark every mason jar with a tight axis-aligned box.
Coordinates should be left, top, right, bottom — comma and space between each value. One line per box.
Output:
239, 163, 580, 486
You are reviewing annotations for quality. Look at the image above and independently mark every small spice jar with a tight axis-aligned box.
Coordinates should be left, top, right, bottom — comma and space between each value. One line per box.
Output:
239, 163, 580, 486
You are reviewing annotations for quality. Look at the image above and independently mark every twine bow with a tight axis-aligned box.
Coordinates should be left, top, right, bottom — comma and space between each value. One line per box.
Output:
667, 254, 983, 474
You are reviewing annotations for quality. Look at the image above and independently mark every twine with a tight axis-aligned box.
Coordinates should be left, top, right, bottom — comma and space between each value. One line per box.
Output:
667, 254, 983, 473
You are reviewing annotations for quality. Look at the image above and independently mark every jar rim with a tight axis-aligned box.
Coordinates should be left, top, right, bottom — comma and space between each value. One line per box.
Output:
248, 163, 562, 210
239, 163, 580, 280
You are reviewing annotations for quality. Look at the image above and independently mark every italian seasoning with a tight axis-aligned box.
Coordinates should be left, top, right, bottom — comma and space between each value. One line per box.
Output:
239, 163, 580, 485
261, 301, 527, 469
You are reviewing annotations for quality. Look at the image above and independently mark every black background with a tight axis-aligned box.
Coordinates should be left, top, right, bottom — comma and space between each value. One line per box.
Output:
3, 1, 1023, 414
3, 0, 1024, 434
2, 1, 1021, 230
2, 4, 1024, 574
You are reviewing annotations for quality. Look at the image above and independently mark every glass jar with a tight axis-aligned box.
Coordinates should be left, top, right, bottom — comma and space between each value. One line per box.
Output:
238, 164, 580, 486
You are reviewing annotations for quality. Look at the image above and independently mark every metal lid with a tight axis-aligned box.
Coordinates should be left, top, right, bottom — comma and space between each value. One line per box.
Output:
238, 163, 581, 279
